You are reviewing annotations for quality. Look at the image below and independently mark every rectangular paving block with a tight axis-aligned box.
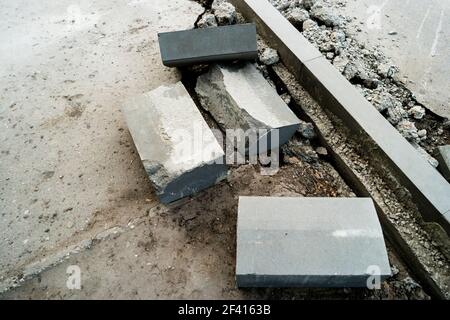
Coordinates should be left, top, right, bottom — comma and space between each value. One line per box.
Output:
437, 145, 450, 181
236, 197, 391, 288
158, 24, 258, 67
229, 0, 450, 235
196, 62, 300, 155
122, 82, 228, 204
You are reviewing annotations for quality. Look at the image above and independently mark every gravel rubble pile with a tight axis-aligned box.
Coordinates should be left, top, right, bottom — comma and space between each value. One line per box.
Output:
267, 0, 449, 166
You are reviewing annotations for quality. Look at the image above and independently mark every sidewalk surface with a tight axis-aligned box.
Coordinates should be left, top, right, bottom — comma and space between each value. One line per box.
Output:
337, 0, 450, 119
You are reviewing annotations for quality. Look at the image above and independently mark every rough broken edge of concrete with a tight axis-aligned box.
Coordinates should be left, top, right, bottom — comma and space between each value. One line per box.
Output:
122, 82, 228, 204
196, 63, 300, 155
0, 226, 126, 294
270, 64, 449, 299
147, 160, 229, 204
228, 0, 450, 236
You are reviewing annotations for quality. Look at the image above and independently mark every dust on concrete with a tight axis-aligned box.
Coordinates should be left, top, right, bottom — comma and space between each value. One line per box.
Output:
1, 161, 429, 299
0, 0, 203, 293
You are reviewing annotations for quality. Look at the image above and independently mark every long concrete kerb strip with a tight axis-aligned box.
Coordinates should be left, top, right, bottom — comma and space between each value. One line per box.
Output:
229, 0, 450, 235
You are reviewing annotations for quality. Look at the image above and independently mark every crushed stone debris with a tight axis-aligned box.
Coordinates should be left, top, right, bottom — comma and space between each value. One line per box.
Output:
268, 0, 449, 159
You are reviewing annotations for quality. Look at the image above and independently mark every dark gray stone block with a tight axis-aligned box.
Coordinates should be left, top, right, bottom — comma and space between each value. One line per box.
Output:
236, 197, 391, 288
196, 62, 300, 155
158, 24, 258, 67
122, 82, 228, 204
437, 145, 450, 181
229, 0, 450, 235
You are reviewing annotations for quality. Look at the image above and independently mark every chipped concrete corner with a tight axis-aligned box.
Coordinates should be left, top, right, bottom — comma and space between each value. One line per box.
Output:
122, 82, 228, 204
196, 62, 300, 154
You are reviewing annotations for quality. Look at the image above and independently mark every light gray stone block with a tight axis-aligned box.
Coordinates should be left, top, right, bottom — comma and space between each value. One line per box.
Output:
122, 82, 228, 204
236, 197, 391, 288
437, 145, 450, 181
196, 62, 300, 155
158, 24, 257, 67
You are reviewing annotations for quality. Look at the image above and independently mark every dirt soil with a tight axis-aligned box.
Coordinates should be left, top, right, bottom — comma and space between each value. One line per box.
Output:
1, 161, 428, 299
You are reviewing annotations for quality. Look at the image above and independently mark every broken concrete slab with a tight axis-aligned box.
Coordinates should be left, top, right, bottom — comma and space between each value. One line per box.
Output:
122, 82, 228, 204
236, 196, 391, 288
437, 145, 450, 181
212, 0, 237, 26
196, 62, 300, 154
158, 24, 258, 67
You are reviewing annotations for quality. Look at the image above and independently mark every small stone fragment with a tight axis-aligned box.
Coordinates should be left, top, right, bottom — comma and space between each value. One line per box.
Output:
302, 18, 318, 31
332, 54, 349, 73
377, 63, 397, 78
409, 105, 426, 120
387, 105, 408, 125
197, 13, 218, 28
316, 146, 328, 156
310, 2, 342, 27
212, 0, 237, 26
417, 129, 427, 139
287, 8, 310, 28
391, 265, 400, 277
259, 47, 280, 65
371, 91, 397, 113
397, 120, 419, 141
303, 0, 318, 10
280, 93, 292, 105
298, 120, 316, 140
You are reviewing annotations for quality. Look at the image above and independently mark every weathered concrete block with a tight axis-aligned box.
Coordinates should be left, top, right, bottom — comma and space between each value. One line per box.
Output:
437, 145, 450, 181
122, 82, 228, 204
158, 24, 257, 67
196, 62, 300, 154
236, 197, 391, 288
